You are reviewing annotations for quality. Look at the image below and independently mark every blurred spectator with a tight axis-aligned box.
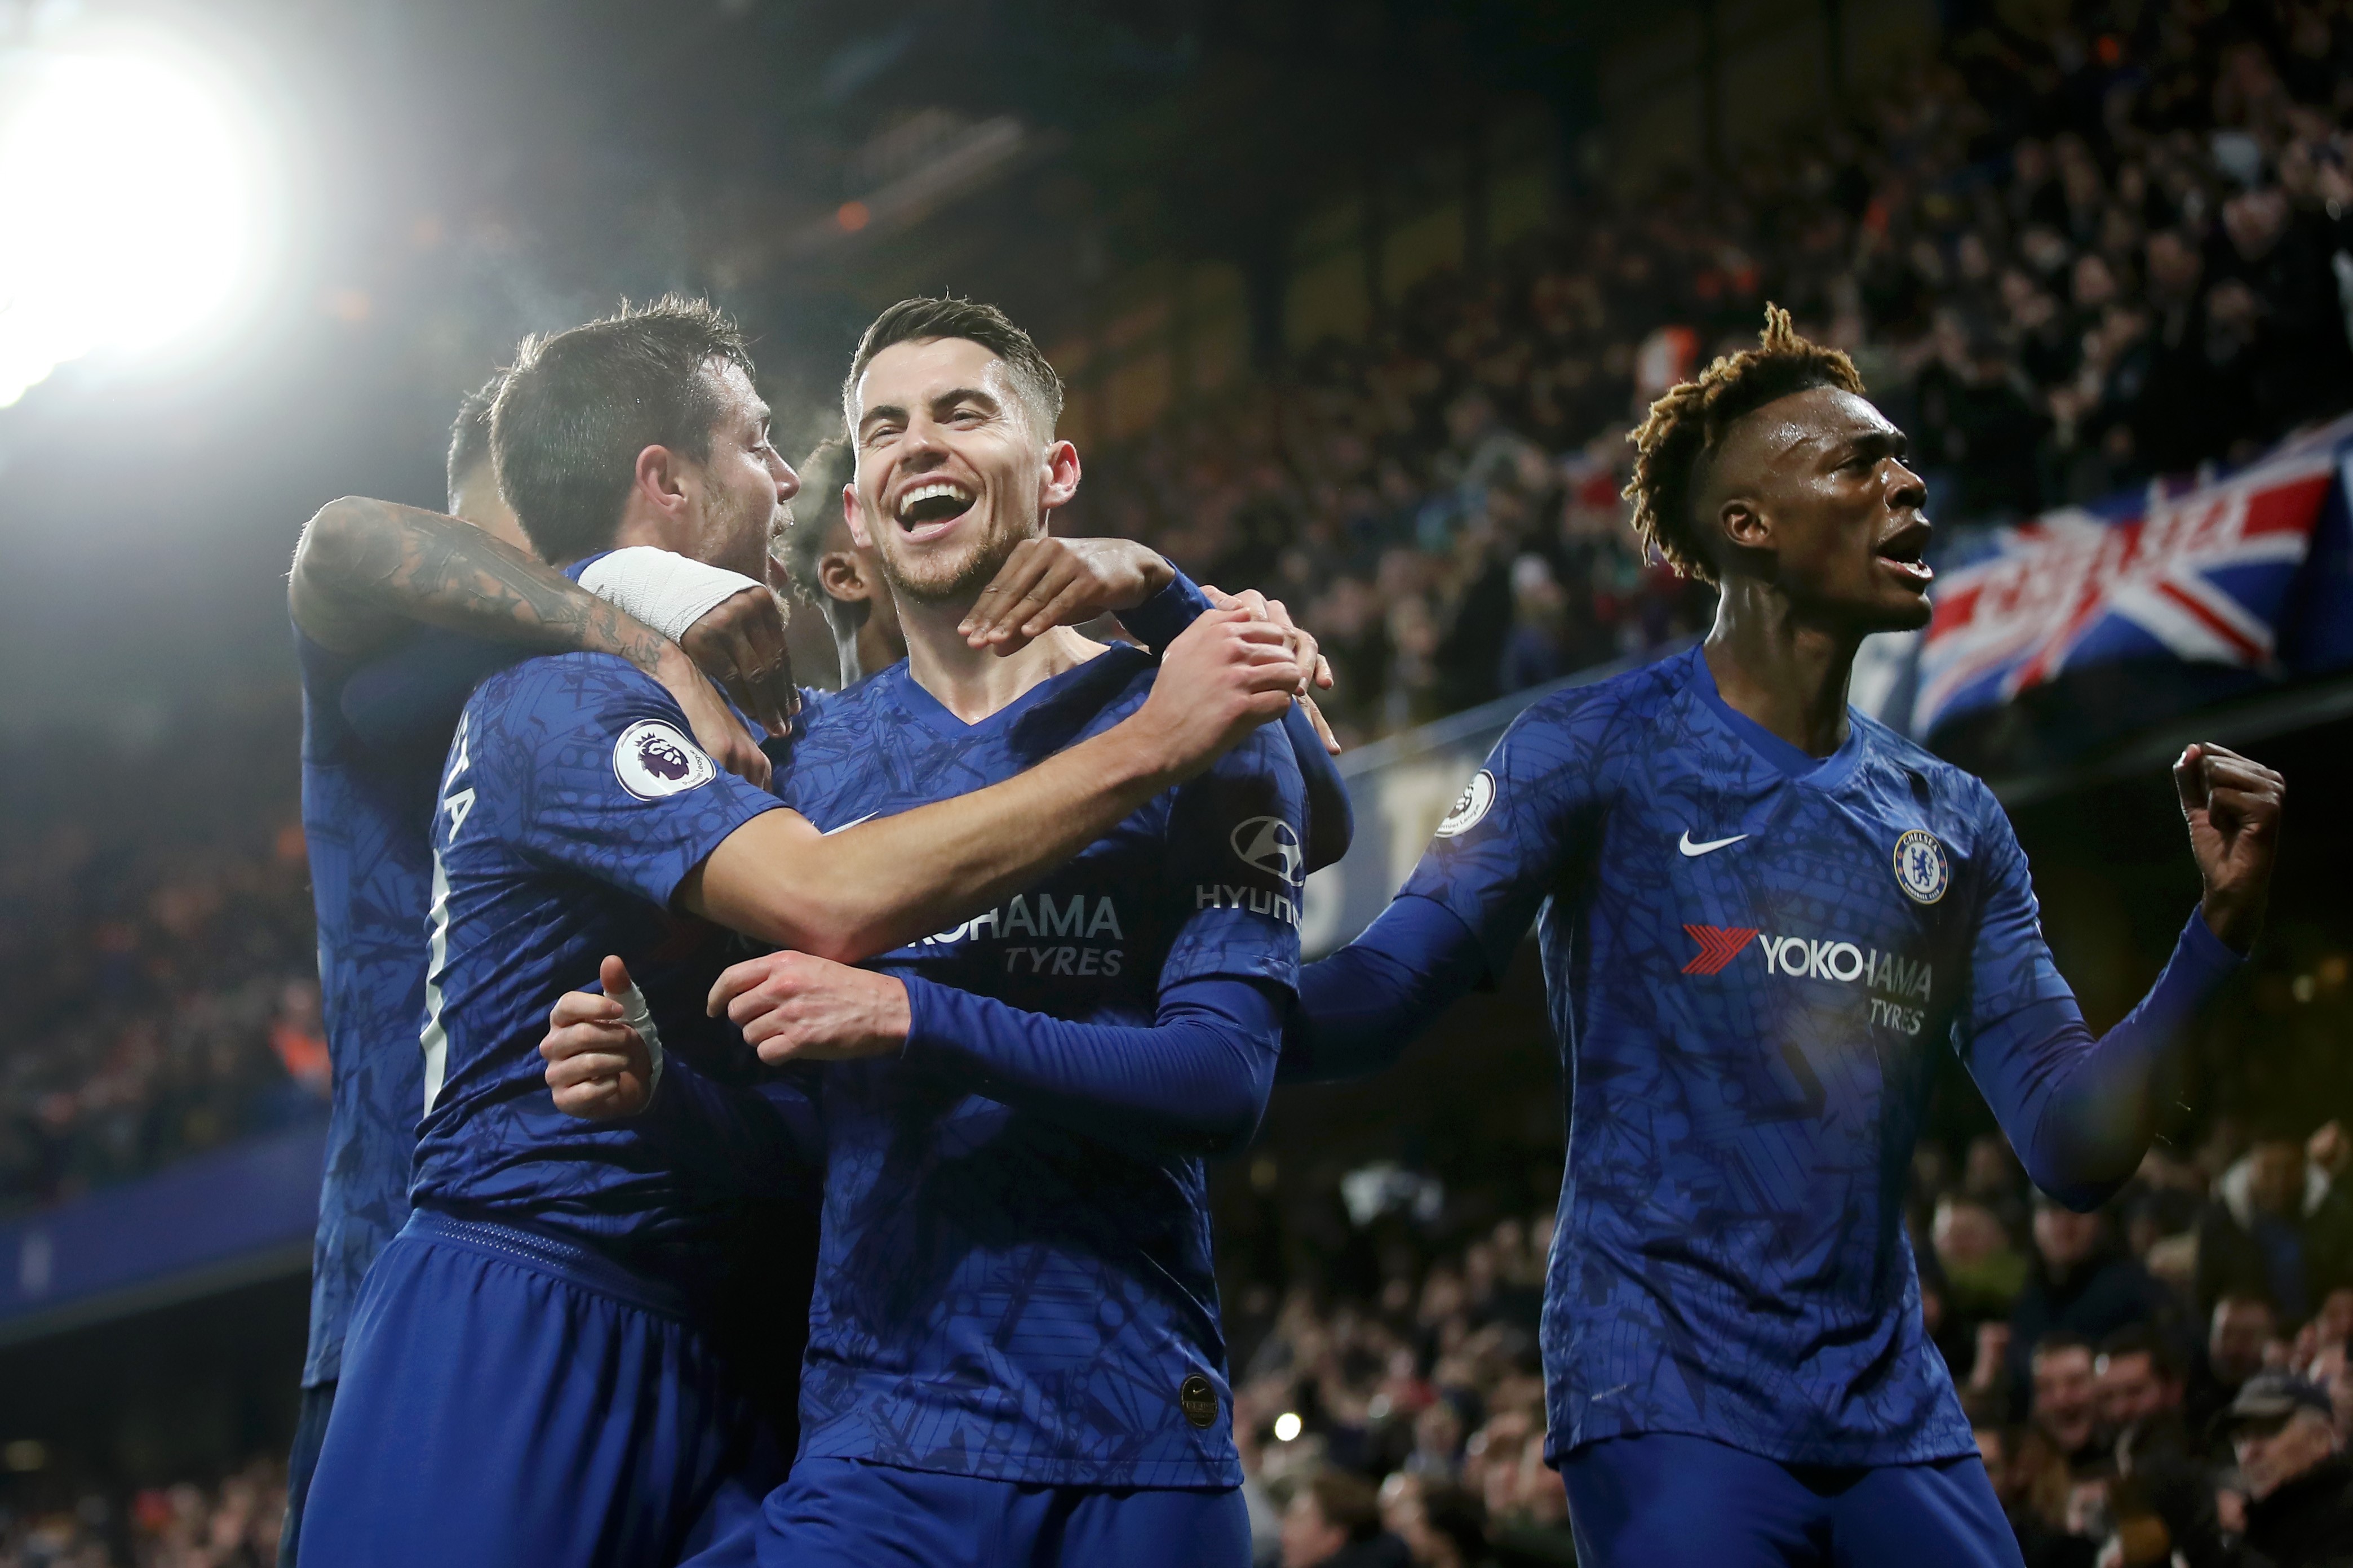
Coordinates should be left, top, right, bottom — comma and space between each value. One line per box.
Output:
2225, 1374, 2353, 1566
2096, 1325, 2191, 1469
1977, 1422, 2080, 1568
1496, 557, 1575, 695
2188, 1293, 2283, 1450
2028, 1333, 2104, 1475
1934, 1195, 2029, 1370
2005, 1200, 2178, 1404
2196, 1121, 2353, 1323
1280, 1469, 1408, 1568
1377, 1474, 1489, 1568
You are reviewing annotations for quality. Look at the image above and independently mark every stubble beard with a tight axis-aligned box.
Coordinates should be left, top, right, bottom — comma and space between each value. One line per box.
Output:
879, 514, 1025, 608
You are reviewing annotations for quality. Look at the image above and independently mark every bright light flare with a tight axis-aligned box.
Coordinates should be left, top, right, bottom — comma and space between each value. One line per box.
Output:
1273, 1411, 1302, 1442
0, 39, 277, 408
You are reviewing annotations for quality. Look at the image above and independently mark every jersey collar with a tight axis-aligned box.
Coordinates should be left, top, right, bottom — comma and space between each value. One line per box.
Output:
1683, 645, 1867, 790
886, 642, 1150, 742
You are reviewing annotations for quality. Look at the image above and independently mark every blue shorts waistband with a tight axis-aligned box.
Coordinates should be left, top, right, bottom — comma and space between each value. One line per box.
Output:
398, 1206, 698, 1322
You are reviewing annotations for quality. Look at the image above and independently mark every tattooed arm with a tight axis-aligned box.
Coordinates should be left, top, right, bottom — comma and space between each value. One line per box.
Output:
289, 495, 770, 783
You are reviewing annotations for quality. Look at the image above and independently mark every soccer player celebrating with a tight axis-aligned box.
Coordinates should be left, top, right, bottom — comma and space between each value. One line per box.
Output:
293, 299, 1304, 1568
1276, 309, 2284, 1566
542, 298, 1311, 1567
281, 374, 801, 1566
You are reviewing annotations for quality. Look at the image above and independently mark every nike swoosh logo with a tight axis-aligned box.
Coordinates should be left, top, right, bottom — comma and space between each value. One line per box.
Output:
1678, 831, 1748, 858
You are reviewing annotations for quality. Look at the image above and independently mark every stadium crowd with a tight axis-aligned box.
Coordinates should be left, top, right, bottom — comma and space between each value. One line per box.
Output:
0, 1454, 286, 1568
1226, 1117, 2353, 1568
0, 707, 324, 1218
1092, 0, 2353, 744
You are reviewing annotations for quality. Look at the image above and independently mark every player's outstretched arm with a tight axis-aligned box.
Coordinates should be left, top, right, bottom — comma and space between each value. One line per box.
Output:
290, 496, 773, 780
708, 956, 1282, 1157
1961, 744, 2282, 1211
681, 609, 1300, 962
1279, 895, 1490, 1083
1282, 690, 1605, 1080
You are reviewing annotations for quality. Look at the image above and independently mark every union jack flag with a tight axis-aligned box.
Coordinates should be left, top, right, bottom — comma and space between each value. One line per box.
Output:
1913, 415, 2353, 736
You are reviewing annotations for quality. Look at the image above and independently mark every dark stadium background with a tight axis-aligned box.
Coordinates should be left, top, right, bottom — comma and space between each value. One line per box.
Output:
4, 1, 2353, 1563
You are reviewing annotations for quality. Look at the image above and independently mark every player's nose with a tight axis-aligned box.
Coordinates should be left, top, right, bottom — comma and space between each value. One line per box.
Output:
773, 456, 801, 502
1888, 459, 1928, 516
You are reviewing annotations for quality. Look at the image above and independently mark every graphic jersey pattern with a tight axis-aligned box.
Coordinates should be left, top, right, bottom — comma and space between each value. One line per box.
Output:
293, 630, 444, 1386
1404, 645, 2074, 1467
409, 652, 788, 1287
778, 646, 1305, 1487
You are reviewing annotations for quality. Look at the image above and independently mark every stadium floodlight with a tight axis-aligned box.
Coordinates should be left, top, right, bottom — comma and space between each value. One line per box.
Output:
1272, 1411, 1302, 1442
0, 34, 278, 408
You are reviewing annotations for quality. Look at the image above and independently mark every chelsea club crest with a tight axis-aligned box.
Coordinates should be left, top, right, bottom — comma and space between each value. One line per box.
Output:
1892, 829, 1951, 905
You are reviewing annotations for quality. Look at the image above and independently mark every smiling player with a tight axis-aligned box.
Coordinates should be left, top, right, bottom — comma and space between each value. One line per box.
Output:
543, 297, 1310, 1567
1274, 308, 2284, 1566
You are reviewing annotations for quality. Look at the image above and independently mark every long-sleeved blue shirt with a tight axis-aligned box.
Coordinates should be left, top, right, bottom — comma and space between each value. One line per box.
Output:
1284, 645, 2241, 1468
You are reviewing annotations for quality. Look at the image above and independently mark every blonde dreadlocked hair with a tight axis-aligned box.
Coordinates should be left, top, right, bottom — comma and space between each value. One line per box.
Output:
1623, 305, 1866, 584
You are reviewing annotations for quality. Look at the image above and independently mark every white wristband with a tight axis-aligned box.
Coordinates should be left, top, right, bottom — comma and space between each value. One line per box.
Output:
578, 547, 763, 645
610, 978, 666, 1107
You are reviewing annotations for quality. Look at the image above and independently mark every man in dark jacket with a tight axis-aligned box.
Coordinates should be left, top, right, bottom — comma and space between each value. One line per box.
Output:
2009, 1198, 2181, 1412
2228, 1374, 2353, 1567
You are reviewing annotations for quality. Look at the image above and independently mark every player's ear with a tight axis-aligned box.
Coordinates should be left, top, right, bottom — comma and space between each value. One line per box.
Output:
818, 549, 871, 605
1718, 495, 1773, 554
633, 444, 692, 520
842, 482, 874, 551
1039, 439, 1080, 516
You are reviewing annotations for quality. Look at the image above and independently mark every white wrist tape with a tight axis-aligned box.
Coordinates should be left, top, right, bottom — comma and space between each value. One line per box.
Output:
609, 978, 666, 1105
578, 547, 764, 645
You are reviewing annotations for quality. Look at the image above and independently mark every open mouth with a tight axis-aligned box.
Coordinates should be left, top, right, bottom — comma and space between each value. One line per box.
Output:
1874, 522, 1934, 589
895, 480, 974, 543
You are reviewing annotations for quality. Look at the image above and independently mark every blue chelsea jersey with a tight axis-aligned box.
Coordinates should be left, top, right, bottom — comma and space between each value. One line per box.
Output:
407, 651, 788, 1286
293, 629, 445, 1387
778, 646, 1305, 1487
1407, 645, 2073, 1467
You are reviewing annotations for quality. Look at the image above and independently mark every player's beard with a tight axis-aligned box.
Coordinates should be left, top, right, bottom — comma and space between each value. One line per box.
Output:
878, 509, 1025, 608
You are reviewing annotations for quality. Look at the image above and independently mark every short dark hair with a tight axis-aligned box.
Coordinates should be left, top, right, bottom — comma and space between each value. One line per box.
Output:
2032, 1330, 2094, 1366
2098, 1324, 2183, 1382
1420, 1483, 1488, 1560
779, 434, 856, 609
446, 372, 504, 509
841, 296, 1063, 438
492, 295, 755, 564
1623, 304, 1867, 583
1304, 1469, 1381, 1544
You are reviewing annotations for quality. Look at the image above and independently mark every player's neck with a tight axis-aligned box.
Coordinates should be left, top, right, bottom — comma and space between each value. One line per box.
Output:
1703, 581, 1859, 758
898, 599, 1104, 724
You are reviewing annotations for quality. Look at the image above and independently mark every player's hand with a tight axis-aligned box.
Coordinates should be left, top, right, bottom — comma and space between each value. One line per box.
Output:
680, 586, 798, 737
2173, 741, 2283, 952
652, 644, 771, 791
1202, 585, 1339, 756
1199, 584, 1335, 701
959, 537, 1176, 655
707, 950, 911, 1064
540, 956, 657, 1119
1127, 610, 1301, 781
